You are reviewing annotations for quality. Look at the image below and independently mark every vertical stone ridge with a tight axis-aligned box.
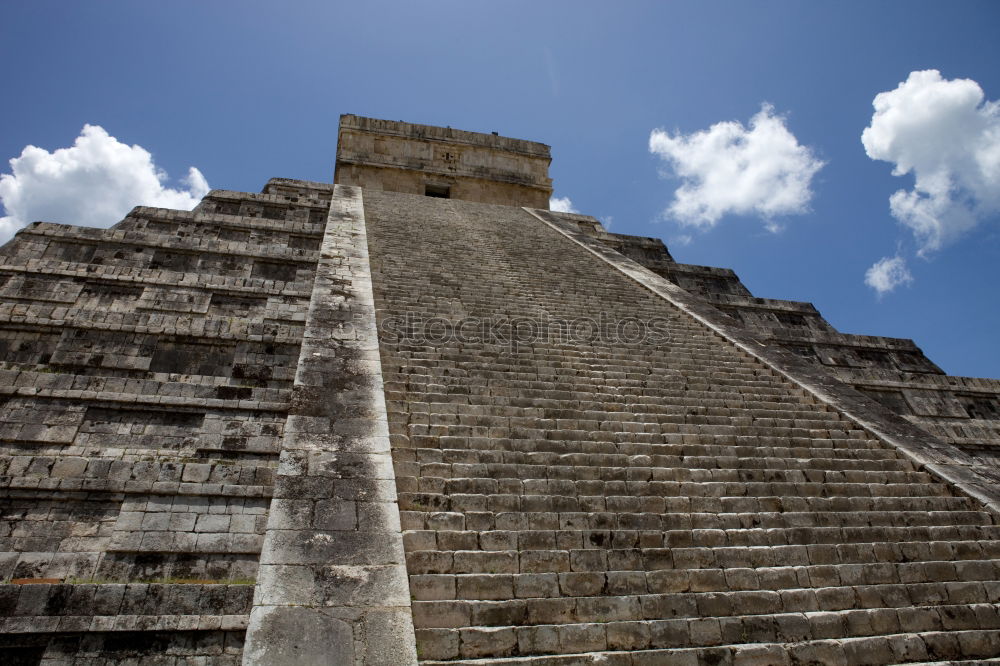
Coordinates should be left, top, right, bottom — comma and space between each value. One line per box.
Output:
243, 185, 416, 666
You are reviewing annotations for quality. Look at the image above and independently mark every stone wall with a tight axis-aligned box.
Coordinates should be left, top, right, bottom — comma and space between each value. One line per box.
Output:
0, 178, 332, 661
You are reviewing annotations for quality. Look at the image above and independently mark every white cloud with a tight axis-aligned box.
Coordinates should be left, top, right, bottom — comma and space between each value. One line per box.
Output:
670, 234, 693, 247
600, 215, 614, 231
862, 70, 1000, 254
864, 255, 913, 295
649, 104, 824, 229
0, 124, 209, 244
549, 196, 578, 213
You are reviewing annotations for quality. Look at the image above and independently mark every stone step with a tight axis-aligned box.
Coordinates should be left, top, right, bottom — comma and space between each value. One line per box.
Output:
397, 495, 971, 517
405, 508, 988, 532
385, 382, 817, 403
400, 466, 938, 488
417, 629, 1000, 664
913, 657, 1000, 666
387, 405, 853, 427
386, 361, 782, 376
401, 455, 917, 476
410, 577, 1000, 623
383, 348, 788, 365
402, 532, 996, 562
384, 375, 820, 397
397, 522, 1000, 550
403, 544, 1000, 575
394, 422, 866, 441
397, 489, 966, 515
398, 494, 966, 518
395, 436, 891, 457
401, 431, 887, 448
396, 430, 885, 446
409, 561, 1000, 601
401, 442, 904, 463
384, 371, 807, 390
382, 348, 775, 364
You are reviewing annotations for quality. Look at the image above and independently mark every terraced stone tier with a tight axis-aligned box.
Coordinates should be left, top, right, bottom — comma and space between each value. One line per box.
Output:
363, 190, 1000, 664
0, 179, 333, 662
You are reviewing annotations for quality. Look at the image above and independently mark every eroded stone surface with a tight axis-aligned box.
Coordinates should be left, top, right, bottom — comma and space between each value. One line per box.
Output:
0, 178, 332, 661
243, 184, 416, 665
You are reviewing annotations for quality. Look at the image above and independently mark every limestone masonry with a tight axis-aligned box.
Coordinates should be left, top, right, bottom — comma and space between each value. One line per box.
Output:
2, 115, 1000, 664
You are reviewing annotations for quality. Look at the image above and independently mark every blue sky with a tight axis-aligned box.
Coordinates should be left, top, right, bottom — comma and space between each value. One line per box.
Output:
1, 1, 998, 378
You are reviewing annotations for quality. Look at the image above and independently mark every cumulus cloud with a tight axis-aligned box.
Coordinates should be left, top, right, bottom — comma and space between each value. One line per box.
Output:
549, 196, 578, 214
862, 70, 1000, 254
864, 255, 913, 296
649, 104, 824, 229
0, 124, 209, 243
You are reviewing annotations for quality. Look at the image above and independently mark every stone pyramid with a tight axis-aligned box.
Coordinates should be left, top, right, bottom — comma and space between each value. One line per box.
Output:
1, 115, 999, 664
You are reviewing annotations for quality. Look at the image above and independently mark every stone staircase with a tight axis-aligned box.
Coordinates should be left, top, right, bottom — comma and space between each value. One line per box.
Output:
364, 190, 1000, 664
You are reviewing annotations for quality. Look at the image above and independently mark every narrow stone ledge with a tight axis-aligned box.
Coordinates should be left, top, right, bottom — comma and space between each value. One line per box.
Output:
0, 313, 304, 344
0, 476, 271, 499
0, 384, 289, 413
0, 614, 249, 633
